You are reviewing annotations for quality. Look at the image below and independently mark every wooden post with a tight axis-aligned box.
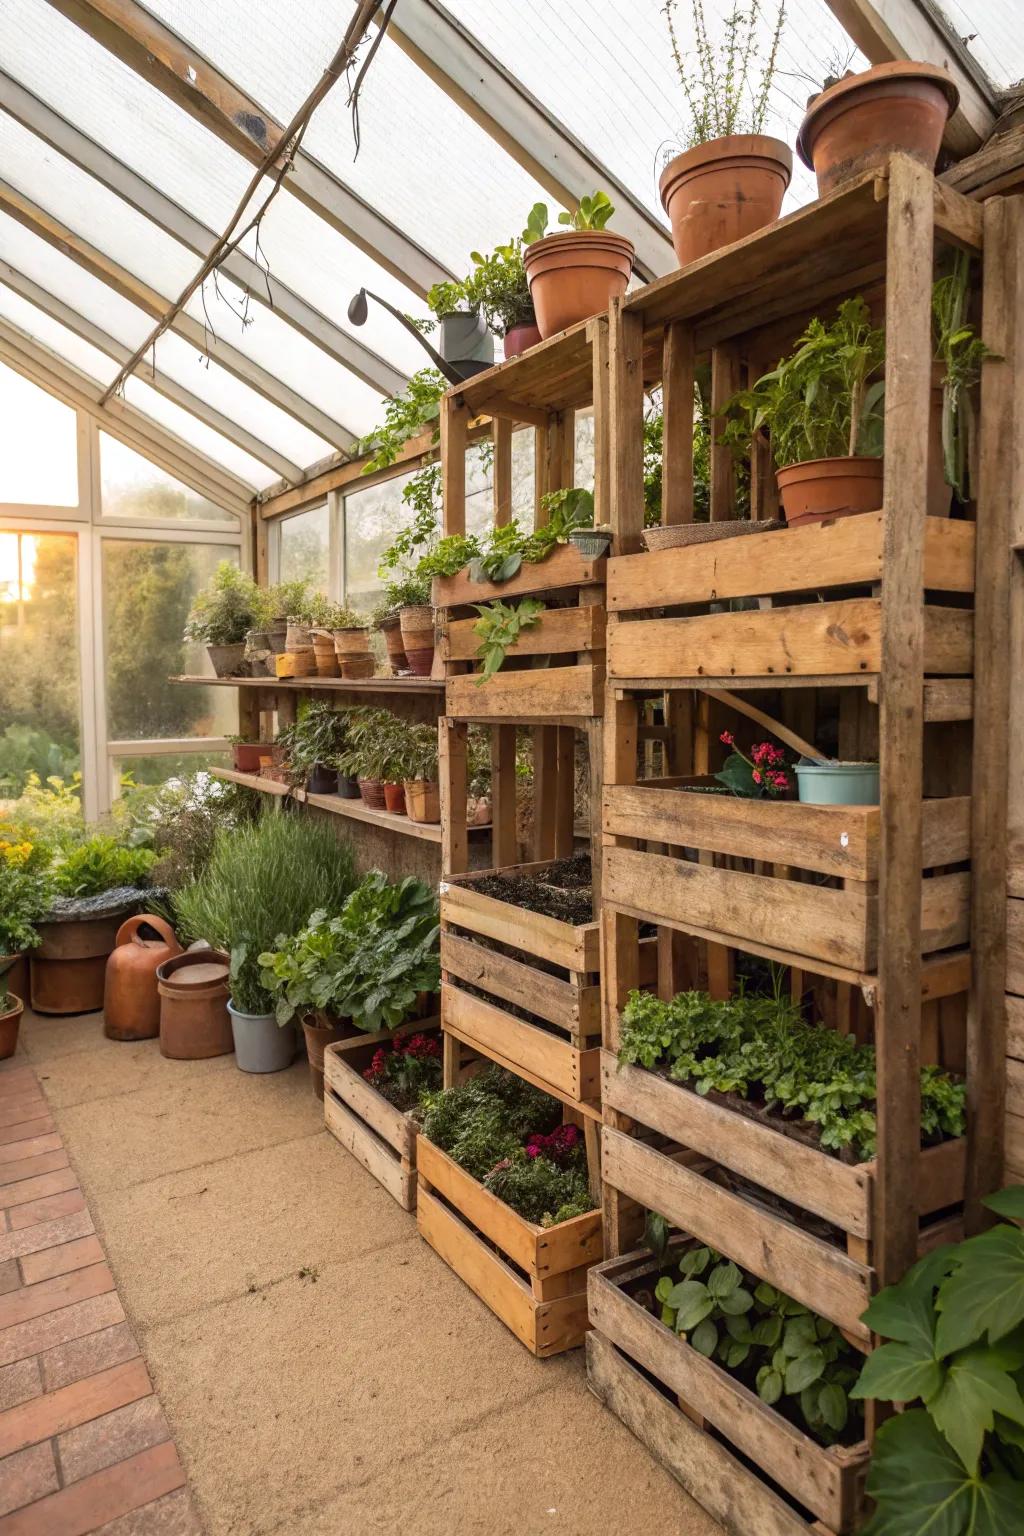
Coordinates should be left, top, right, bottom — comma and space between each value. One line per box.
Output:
875, 154, 934, 1286
532, 726, 558, 860
492, 416, 513, 526
441, 395, 469, 536
586, 717, 604, 915
555, 726, 575, 859
588, 315, 611, 529
709, 342, 741, 521
662, 322, 696, 525
490, 724, 518, 868
439, 717, 468, 877
608, 298, 646, 554
967, 195, 1024, 1222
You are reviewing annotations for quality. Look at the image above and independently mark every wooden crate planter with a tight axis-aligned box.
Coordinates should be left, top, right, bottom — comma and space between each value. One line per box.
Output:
416, 1134, 602, 1356
322, 1020, 441, 1212
441, 866, 600, 972
432, 543, 605, 608
602, 784, 972, 973
442, 981, 600, 1107
587, 1245, 870, 1535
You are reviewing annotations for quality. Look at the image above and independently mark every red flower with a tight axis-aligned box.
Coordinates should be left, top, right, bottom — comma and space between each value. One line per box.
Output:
525, 1144, 541, 1159
752, 769, 762, 784
720, 730, 734, 747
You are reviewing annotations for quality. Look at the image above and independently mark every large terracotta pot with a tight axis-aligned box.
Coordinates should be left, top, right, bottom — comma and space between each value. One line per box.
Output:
302, 1013, 348, 1099
660, 135, 792, 267
523, 231, 634, 339
504, 321, 543, 360
232, 741, 265, 773
31, 913, 123, 1016
379, 620, 408, 675
776, 456, 884, 527
399, 605, 435, 677
104, 916, 182, 1041
157, 949, 234, 1060
0, 993, 23, 1060
797, 62, 959, 197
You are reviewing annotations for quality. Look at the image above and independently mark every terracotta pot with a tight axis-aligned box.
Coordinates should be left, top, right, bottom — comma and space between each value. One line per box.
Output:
358, 778, 387, 810
332, 628, 370, 657
504, 322, 543, 360
207, 642, 246, 678
302, 1013, 348, 1099
157, 949, 234, 1060
400, 606, 435, 676
468, 795, 492, 827
232, 741, 265, 773
776, 456, 885, 527
659, 135, 792, 268
383, 782, 407, 815
340, 655, 376, 680
104, 915, 182, 1041
403, 646, 434, 678
307, 763, 339, 795
1, 954, 28, 1007
380, 623, 408, 675
404, 779, 440, 823
523, 230, 634, 339
312, 637, 340, 677
285, 619, 313, 649
797, 62, 959, 197
0, 994, 23, 1061
31, 914, 123, 1016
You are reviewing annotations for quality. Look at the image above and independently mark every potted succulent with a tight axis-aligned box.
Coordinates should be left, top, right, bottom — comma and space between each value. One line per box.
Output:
720, 297, 885, 526
396, 723, 441, 824
659, 2, 791, 268
798, 61, 959, 197
183, 561, 259, 677
466, 240, 540, 360
0, 957, 23, 1061
425, 276, 495, 375
521, 192, 634, 339
171, 812, 356, 1075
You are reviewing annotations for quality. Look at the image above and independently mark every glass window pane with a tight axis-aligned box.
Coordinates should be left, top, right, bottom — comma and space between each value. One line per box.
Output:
99, 433, 236, 523
114, 750, 231, 795
0, 361, 78, 506
343, 469, 416, 610
0, 529, 80, 796
279, 505, 330, 594
102, 539, 238, 741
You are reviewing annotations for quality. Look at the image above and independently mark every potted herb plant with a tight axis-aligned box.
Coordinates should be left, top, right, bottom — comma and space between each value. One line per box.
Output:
325, 604, 373, 680
172, 812, 356, 1075
660, 2, 791, 268
277, 702, 349, 796
798, 62, 959, 197
336, 707, 404, 812
395, 722, 441, 824
466, 239, 540, 359
721, 297, 885, 525
0, 957, 23, 1060
183, 561, 260, 677
521, 192, 634, 339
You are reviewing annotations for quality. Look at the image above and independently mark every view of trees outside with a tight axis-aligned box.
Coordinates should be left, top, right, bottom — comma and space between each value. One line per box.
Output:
0, 530, 81, 796
279, 504, 330, 592
99, 433, 235, 523
343, 468, 416, 609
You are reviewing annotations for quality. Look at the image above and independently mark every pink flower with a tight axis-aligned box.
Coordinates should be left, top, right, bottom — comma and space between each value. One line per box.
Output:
720, 730, 734, 747
525, 1144, 541, 1159
752, 769, 762, 784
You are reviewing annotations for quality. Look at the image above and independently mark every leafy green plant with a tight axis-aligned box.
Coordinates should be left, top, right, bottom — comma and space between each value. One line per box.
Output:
334, 706, 407, 783
183, 562, 260, 646
934, 251, 990, 502
467, 240, 534, 335
425, 278, 468, 320
276, 702, 350, 787
52, 835, 156, 898
0, 866, 53, 954
376, 464, 443, 577
378, 572, 432, 615
652, 1242, 862, 1444
472, 598, 545, 684
643, 394, 711, 526
618, 987, 965, 1161
720, 298, 885, 468
172, 811, 356, 1014
119, 772, 256, 892
359, 369, 447, 474
664, 0, 787, 150
390, 722, 438, 783
258, 872, 439, 1032
304, 595, 366, 631
467, 489, 593, 584
522, 192, 615, 245
851, 1188, 1024, 1532
416, 535, 481, 581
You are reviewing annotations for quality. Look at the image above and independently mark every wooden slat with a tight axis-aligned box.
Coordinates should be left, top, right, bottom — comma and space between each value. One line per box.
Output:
1009, 898, 1024, 996
446, 662, 603, 721
323, 1094, 415, 1210
1007, 995, 1024, 1061
601, 1128, 873, 1340
606, 514, 975, 612
606, 600, 972, 681
324, 1040, 418, 1161
489, 723, 518, 870
441, 870, 599, 971
661, 322, 696, 524
586, 1332, 814, 1536
608, 297, 646, 555
442, 983, 600, 1103
432, 543, 605, 607
440, 929, 598, 1034
444, 605, 604, 661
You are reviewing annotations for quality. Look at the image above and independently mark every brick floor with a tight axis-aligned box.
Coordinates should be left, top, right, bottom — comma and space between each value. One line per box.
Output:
0, 1060, 200, 1534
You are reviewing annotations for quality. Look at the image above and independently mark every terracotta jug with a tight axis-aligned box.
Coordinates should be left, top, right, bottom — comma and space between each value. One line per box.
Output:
104, 916, 181, 1041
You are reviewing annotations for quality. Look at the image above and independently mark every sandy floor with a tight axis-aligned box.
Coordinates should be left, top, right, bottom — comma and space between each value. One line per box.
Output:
16, 1008, 722, 1536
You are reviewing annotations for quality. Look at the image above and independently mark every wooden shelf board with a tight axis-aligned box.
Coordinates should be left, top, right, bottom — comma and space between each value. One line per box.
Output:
451, 318, 661, 419
210, 768, 493, 844
212, 767, 290, 796
172, 674, 443, 694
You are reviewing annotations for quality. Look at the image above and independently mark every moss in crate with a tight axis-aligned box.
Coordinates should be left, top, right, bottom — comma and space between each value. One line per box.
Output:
471, 853, 593, 924
420, 1066, 594, 1226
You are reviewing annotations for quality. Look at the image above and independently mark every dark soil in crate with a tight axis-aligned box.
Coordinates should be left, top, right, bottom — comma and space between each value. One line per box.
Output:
471, 853, 594, 925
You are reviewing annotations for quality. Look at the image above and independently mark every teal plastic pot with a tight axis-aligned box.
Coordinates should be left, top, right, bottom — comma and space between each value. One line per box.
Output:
795, 760, 880, 806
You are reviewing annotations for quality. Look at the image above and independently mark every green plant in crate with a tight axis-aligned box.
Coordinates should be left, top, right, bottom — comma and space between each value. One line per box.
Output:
850, 1186, 1024, 1532
258, 872, 439, 1033
416, 535, 481, 582
467, 489, 593, 584
472, 598, 545, 684
361, 1031, 442, 1111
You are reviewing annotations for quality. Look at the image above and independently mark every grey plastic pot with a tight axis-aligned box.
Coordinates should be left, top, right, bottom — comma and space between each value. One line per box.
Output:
795, 760, 880, 806
438, 311, 494, 375
228, 999, 296, 1073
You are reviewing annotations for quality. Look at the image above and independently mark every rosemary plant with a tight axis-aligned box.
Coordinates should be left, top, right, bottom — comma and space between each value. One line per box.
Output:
664, 0, 786, 150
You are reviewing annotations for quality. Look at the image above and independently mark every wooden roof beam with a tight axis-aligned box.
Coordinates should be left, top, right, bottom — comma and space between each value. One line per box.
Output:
0, 313, 253, 516
384, 0, 676, 282
0, 72, 408, 398
43, 0, 453, 298
0, 176, 356, 451
0, 257, 301, 483
824, 0, 996, 157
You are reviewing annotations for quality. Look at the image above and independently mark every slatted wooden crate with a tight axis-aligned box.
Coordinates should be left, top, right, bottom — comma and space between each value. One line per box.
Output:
416, 1134, 602, 1357
587, 1242, 871, 1536
322, 1018, 440, 1211
602, 783, 972, 972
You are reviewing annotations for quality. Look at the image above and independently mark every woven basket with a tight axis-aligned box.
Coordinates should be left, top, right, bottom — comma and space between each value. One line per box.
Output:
399, 604, 434, 637
332, 627, 370, 657
642, 519, 784, 551
275, 649, 315, 678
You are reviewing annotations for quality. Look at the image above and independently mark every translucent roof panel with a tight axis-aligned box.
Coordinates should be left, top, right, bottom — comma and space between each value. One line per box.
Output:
0, 283, 116, 385
935, 2, 1024, 91
122, 377, 272, 491
0, 212, 153, 351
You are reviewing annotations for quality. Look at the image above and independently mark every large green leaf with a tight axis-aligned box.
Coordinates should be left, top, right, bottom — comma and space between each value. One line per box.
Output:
707, 1260, 741, 1299
929, 1347, 1024, 1474
862, 1410, 974, 1536
863, 1248, 957, 1352
983, 1187, 1024, 1223
936, 1227, 1024, 1355
969, 1474, 1024, 1536
851, 1341, 944, 1405
785, 1347, 825, 1394
667, 1280, 714, 1332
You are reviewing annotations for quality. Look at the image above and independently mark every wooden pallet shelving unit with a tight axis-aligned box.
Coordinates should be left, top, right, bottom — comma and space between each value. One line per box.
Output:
587, 155, 1018, 1533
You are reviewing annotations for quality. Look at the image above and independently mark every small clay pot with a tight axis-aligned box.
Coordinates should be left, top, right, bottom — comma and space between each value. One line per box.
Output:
379, 621, 408, 675
340, 655, 376, 680
523, 230, 634, 339
504, 321, 543, 360
0, 994, 23, 1060
776, 456, 884, 527
158, 950, 234, 1060
404, 779, 440, 823
207, 642, 246, 678
660, 135, 792, 267
332, 627, 370, 657
797, 62, 959, 197
403, 647, 435, 678
358, 778, 387, 811
383, 782, 407, 815
232, 741, 264, 773
104, 915, 182, 1041
399, 606, 435, 676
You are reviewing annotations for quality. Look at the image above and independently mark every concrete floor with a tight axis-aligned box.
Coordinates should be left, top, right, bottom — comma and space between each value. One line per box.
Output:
16, 1009, 722, 1536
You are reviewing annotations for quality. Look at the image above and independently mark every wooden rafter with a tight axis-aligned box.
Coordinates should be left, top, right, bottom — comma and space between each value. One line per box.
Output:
43, 0, 453, 298
0, 177, 355, 451
0, 70, 408, 399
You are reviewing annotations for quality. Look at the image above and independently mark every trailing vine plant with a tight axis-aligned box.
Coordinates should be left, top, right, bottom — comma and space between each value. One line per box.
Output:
473, 598, 545, 684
